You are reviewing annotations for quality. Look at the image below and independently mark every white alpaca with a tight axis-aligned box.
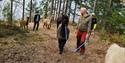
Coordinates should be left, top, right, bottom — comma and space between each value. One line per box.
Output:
105, 43, 125, 63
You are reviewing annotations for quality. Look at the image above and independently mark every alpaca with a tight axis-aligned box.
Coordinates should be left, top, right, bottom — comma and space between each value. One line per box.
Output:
43, 16, 54, 29
20, 20, 28, 29
105, 43, 125, 63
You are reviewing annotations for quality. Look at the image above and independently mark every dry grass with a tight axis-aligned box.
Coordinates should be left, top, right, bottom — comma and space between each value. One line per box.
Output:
110, 33, 121, 43
0, 22, 110, 63
0, 23, 29, 38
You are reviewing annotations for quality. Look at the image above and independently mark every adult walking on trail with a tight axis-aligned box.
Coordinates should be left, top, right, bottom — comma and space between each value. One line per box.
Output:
90, 13, 97, 37
33, 11, 40, 31
57, 13, 63, 28
57, 14, 70, 54
76, 7, 92, 55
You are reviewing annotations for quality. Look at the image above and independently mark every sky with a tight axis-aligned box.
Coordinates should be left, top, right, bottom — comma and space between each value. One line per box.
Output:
0, 0, 49, 20
0, 0, 31, 20
0, 0, 87, 22
0, 0, 4, 19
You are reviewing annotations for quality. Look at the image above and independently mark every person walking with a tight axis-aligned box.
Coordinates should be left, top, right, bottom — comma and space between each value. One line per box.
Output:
33, 11, 40, 31
57, 14, 70, 54
76, 7, 92, 55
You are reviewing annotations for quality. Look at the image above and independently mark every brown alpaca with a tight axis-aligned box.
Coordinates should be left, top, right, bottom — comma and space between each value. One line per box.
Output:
43, 16, 54, 29
105, 43, 125, 63
20, 20, 28, 29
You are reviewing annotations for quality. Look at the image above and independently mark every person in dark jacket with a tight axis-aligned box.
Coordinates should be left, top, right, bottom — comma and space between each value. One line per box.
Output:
57, 15, 70, 54
91, 13, 97, 34
33, 11, 41, 31
57, 13, 63, 28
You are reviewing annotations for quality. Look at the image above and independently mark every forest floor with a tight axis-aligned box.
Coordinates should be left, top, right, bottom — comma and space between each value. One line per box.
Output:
0, 22, 110, 63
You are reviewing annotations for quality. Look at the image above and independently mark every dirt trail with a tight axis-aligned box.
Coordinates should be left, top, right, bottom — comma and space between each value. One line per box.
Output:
0, 22, 110, 63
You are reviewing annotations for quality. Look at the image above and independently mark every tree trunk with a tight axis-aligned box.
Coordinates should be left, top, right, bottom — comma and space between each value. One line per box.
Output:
93, 0, 97, 12
45, 1, 48, 17
29, 0, 32, 22
58, 0, 62, 16
106, 0, 112, 15
62, 0, 66, 13
73, 1, 77, 23
51, 0, 54, 15
55, 0, 59, 19
68, 0, 72, 17
22, 0, 25, 20
10, 0, 13, 24
109, 0, 112, 8
54, 0, 56, 20
64, 0, 69, 15
108, 0, 112, 12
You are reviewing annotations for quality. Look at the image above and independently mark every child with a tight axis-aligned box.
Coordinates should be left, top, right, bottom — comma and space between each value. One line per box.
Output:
57, 15, 70, 54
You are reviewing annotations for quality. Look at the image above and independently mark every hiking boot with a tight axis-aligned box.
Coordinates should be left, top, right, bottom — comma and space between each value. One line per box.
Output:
80, 48, 85, 55
59, 51, 63, 54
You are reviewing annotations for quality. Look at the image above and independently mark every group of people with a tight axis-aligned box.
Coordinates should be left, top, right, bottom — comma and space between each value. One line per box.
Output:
32, 7, 97, 55
57, 7, 97, 55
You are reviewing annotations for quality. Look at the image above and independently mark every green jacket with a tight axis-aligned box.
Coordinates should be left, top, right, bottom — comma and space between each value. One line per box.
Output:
77, 15, 92, 32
